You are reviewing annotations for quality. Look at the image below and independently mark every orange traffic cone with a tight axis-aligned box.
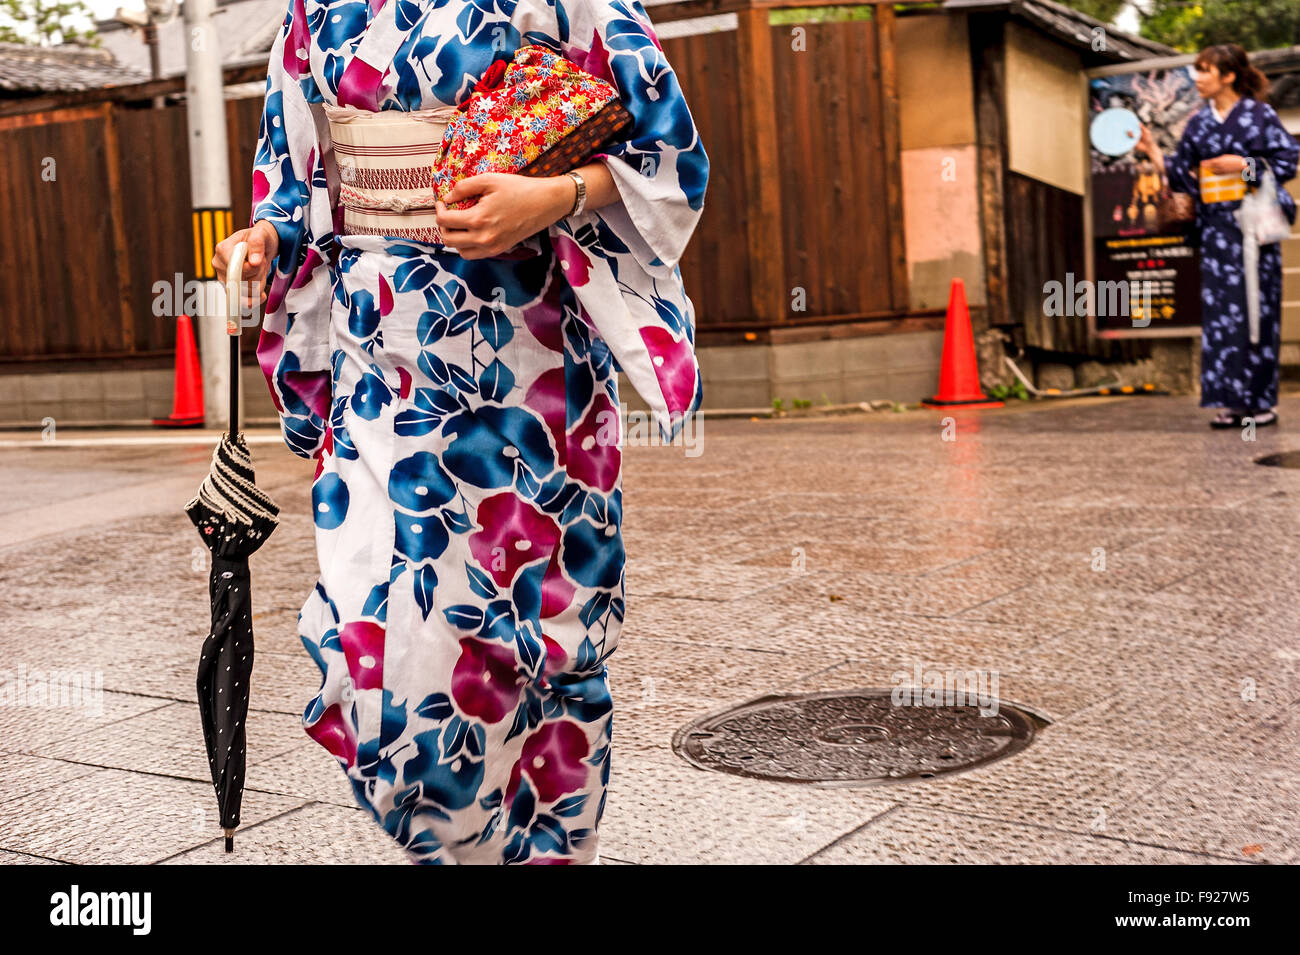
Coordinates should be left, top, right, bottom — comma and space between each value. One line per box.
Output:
153, 314, 205, 427
922, 278, 1003, 410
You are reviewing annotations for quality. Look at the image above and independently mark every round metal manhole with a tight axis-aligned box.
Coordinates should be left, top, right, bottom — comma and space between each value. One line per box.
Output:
672, 689, 1045, 785
1255, 451, 1300, 468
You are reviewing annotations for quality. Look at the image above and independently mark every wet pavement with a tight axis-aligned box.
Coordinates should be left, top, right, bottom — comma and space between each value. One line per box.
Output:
1, 392, 1297, 864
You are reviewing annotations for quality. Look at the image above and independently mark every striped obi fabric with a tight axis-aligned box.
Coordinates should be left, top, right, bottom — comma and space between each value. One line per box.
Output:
325, 104, 459, 245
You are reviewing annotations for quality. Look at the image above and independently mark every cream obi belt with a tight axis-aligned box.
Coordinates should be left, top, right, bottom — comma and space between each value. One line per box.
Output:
325, 104, 459, 244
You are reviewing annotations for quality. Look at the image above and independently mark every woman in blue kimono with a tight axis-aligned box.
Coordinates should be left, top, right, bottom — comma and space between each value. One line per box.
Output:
212, 0, 707, 863
1140, 44, 1298, 429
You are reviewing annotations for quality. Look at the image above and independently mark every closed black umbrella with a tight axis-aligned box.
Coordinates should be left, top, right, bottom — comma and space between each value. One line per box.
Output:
184, 242, 280, 852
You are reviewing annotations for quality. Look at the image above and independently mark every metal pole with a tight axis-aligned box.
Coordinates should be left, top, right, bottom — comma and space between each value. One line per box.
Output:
145, 21, 164, 109
183, 0, 237, 431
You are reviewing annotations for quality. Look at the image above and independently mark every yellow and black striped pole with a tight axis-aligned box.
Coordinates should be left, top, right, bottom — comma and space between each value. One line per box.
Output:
192, 208, 235, 280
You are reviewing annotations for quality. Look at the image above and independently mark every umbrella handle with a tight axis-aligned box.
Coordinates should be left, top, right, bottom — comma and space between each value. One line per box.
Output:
225, 240, 248, 337
226, 241, 248, 434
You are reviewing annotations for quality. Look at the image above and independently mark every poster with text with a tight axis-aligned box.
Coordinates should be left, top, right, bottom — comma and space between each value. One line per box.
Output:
1089, 64, 1203, 336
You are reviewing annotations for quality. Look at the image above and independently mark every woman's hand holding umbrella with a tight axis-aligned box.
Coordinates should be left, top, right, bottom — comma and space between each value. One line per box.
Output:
213, 220, 279, 305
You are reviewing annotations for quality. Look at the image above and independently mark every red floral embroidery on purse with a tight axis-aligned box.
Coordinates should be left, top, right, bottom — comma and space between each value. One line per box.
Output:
432, 45, 634, 210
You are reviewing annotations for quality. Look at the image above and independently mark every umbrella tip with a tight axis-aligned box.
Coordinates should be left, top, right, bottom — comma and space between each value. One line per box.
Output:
224, 828, 235, 853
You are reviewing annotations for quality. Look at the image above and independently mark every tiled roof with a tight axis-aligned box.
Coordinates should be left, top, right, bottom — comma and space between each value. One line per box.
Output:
96, 0, 287, 78
944, 0, 1176, 62
0, 41, 150, 93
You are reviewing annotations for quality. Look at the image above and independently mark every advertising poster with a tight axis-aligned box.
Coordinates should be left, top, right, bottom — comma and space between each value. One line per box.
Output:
1087, 61, 1204, 337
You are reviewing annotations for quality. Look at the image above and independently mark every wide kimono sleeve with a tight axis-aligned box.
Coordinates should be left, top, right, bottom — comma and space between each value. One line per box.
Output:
1250, 101, 1299, 224
545, 0, 710, 437
1165, 114, 1203, 198
251, 0, 338, 460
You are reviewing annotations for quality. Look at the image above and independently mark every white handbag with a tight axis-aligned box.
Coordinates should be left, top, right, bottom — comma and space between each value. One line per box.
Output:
1238, 160, 1292, 246
1236, 151, 1293, 345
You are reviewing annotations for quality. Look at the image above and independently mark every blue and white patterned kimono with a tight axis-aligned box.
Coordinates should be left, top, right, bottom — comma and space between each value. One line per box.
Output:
1166, 96, 1298, 412
249, 0, 707, 863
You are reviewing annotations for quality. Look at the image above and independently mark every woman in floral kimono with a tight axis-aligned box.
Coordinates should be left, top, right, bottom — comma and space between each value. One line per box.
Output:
1140, 44, 1298, 429
213, 0, 707, 863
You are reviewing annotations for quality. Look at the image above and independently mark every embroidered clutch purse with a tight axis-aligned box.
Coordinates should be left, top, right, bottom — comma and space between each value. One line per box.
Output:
432, 45, 634, 210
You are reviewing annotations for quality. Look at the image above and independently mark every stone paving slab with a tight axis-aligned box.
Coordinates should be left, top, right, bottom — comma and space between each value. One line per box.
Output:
0, 849, 65, 864
1, 690, 170, 755
39, 702, 308, 783
738, 540, 998, 576
894, 721, 1192, 840
243, 741, 362, 809
1062, 691, 1300, 771
0, 768, 306, 864
599, 742, 900, 865
0, 754, 100, 807
162, 803, 409, 865
1101, 761, 1300, 865
607, 636, 846, 754
762, 566, 1037, 620
805, 805, 1242, 865
640, 596, 1048, 662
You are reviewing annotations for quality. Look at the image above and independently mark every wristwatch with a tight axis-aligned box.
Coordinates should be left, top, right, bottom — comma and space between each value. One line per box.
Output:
566, 171, 587, 216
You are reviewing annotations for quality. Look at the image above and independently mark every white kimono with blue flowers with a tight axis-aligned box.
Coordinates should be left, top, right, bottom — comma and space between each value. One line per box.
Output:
249, 0, 707, 863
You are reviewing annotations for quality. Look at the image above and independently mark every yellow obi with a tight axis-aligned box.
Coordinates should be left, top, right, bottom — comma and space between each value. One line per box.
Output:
1199, 160, 1249, 204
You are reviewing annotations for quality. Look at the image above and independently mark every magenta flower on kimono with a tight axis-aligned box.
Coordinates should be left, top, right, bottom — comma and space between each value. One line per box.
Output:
508, 720, 590, 804
468, 492, 561, 588
540, 557, 576, 619
541, 633, 568, 682
522, 281, 565, 352
450, 637, 523, 723
641, 325, 697, 417
524, 367, 566, 458
305, 702, 357, 767
567, 391, 621, 492
338, 621, 384, 691
551, 234, 591, 287
563, 30, 617, 85
283, 0, 311, 77
252, 168, 270, 208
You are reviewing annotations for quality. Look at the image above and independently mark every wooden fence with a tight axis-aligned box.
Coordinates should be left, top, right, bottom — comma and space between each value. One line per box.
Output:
0, 95, 263, 367
0, 1, 921, 368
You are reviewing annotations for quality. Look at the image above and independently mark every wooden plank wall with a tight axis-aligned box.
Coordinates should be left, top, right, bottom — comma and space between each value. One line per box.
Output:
659, 26, 753, 326
0, 97, 264, 366
0, 106, 121, 360
650, 9, 897, 329
1004, 170, 1145, 361
768, 15, 893, 319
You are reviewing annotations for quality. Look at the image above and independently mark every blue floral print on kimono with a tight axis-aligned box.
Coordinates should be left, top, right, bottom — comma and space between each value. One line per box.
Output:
248, 0, 708, 863
1166, 96, 1299, 412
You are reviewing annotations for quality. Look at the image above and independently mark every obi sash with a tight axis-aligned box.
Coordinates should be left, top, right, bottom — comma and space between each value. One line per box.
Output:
1199, 160, 1249, 204
324, 104, 456, 245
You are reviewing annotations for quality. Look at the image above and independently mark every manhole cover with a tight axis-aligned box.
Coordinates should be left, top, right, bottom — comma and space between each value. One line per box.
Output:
672, 689, 1044, 785
1255, 451, 1300, 468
